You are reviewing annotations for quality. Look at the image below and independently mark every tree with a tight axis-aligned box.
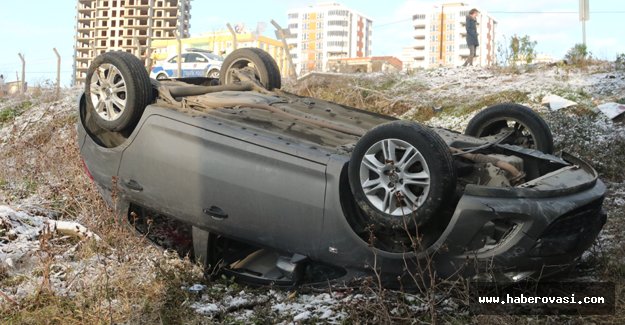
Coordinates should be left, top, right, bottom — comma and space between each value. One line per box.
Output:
509, 35, 537, 65
497, 34, 537, 66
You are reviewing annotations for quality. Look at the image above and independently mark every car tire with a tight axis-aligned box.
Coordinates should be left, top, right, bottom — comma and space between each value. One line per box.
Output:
85, 51, 153, 132
206, 69, 220, 79
348, 121, 457, 229
220, 48, 281, 90
464, 103, 554, 154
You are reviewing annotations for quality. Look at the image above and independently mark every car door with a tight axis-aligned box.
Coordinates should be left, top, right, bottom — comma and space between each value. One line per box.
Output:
182, 53, 207, 77
117, 112, 328, 255
161, 55, 180, 78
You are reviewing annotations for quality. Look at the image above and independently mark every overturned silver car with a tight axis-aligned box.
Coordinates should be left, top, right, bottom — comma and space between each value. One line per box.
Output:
77, 49, 606, 286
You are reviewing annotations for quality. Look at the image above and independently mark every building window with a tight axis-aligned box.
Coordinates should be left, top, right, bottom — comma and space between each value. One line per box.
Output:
317, 42, 323, 49
328, 20, 348, 27
413, 14, 426, 20
288, 13, 298, 19
316, 21, 323, 29
328, 41, 346, 47
289, 23, 298, 29
328, 10, 348, 16
327, 30, 347, 37
446, 33, 454, 41
316, 32, 323, 39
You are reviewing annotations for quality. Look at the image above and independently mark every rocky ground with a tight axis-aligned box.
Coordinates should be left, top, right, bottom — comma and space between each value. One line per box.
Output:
1, 62, 624, 324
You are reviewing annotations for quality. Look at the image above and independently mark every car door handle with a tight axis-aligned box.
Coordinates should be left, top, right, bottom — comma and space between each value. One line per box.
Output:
204, 206, 228, 220
122, 179, 143, 192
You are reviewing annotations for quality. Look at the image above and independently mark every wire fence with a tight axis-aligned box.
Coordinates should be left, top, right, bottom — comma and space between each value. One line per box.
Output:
0, 49, 63, 97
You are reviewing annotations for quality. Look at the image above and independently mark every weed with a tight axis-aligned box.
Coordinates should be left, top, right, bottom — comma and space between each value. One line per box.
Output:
0, 100, 32, 124
565, 43, 590, 66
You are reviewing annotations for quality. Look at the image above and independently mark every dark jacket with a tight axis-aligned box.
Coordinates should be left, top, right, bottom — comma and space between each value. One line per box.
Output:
465, 15, 479, 46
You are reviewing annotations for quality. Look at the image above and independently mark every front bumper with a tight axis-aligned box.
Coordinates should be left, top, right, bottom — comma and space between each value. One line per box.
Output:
432, 150, 607, 279
433, 178, 606, 279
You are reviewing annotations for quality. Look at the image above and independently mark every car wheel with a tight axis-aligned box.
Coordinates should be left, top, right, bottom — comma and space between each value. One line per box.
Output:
220, 48, 281, 90
348, 121, 457, 229
206, 69, 220, 79
85, 51, 153, 132
156, 73, 169, 80
464, 103, 554, 154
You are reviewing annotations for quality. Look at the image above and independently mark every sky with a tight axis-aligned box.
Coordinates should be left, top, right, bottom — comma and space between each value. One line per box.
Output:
0, 0, 623, 87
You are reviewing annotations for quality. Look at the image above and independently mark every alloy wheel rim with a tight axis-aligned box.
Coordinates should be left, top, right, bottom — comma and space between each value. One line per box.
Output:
359, 138, 431, 216
90, 64, 127, 121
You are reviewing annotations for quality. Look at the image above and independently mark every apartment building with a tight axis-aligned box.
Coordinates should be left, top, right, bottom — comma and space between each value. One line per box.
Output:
151, 30, 292, 76
73, 0, 191, 84
408, 3, 496, 68
286, 2, 372, 74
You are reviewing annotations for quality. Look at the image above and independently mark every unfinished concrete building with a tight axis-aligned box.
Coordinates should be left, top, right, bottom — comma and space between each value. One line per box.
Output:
74, 0, 191, 84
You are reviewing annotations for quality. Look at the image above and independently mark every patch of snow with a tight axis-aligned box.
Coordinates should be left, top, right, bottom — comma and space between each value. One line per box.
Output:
293, 310, 311, 321
190, 302, 220, 315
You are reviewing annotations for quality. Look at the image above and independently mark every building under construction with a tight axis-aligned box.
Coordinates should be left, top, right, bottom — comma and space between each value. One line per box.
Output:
73, 0, 191, 84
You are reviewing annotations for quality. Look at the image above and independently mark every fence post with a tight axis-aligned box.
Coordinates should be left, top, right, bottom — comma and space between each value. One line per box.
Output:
18, 53, 25, 94
175, 30, 182, 78
53, 48, 61, 98
271, 20, 297, 79
226, 23, 238, 51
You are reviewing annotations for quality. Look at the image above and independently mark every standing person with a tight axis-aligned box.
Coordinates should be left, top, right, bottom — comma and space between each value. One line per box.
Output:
0, 74, 5, 96
463, 8, 479, 66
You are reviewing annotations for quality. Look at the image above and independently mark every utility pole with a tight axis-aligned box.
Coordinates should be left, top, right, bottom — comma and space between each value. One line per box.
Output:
53, 48, 61, 98
579, 0, 589, 45
271, 19, 297, 79
18, 53, 25, 94
226, 23, 238, 51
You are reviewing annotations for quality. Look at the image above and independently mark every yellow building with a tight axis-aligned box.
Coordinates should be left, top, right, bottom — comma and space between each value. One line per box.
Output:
151, 31, 291, 77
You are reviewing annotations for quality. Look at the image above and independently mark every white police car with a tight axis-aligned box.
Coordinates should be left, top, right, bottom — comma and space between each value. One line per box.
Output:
150, 49, 223, 80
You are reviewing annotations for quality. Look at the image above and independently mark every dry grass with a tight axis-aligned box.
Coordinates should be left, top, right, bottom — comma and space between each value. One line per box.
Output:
0, 90, 209, 324
285, 73, 529, 123
287, 73, 432, 118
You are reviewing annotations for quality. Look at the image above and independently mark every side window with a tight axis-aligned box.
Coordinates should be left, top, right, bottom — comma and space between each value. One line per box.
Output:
168, 56, 178, 63
185, 53, 208, 63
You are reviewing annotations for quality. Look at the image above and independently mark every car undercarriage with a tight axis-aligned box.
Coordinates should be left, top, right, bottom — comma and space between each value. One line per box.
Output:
77, 49, 606, 287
